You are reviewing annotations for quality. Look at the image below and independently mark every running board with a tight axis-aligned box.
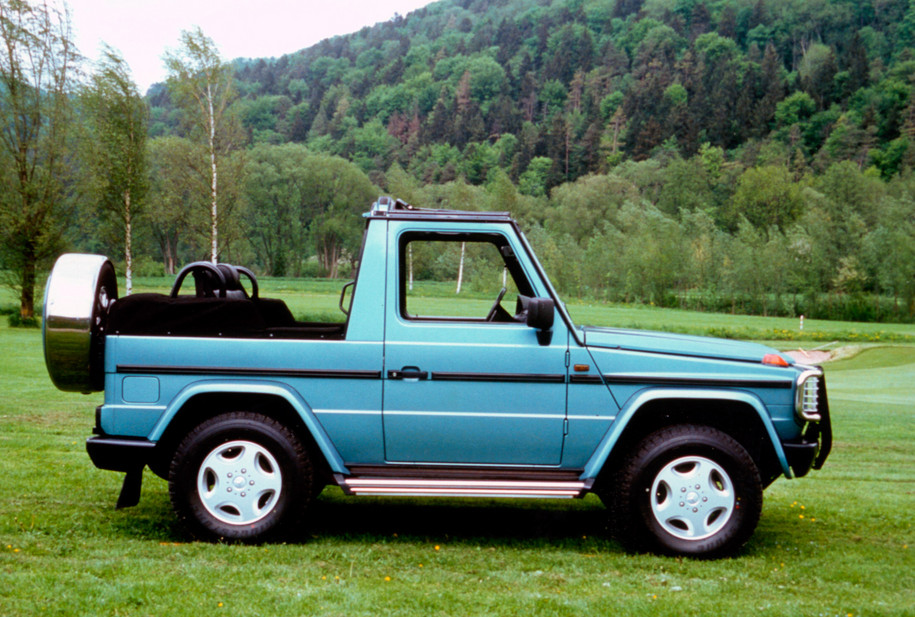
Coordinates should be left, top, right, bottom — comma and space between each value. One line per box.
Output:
335, 475, 592, 499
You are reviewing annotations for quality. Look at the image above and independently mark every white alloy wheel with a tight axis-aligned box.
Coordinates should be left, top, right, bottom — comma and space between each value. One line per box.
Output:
196, 440, 283, 525
649, 455, 735, 541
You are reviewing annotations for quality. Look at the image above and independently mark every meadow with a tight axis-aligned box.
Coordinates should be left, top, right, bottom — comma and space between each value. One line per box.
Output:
0, 282, 912, 616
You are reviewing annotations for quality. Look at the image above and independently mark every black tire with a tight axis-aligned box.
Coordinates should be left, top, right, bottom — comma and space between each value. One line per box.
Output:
608, 424, 762, 558
168, 412, 313, 542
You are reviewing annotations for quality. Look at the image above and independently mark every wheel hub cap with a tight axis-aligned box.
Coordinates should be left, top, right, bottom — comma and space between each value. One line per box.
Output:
197, 440, 282, 525
650, 455, 735, 541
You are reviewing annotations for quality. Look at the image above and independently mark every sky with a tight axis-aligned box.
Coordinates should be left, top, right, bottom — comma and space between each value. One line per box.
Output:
65, 0, 437, 93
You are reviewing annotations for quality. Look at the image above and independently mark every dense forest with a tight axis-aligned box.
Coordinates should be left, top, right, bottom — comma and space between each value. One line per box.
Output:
3, 0, 915, 324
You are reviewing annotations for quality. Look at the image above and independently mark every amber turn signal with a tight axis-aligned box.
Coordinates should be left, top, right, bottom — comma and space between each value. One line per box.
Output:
762, 353, 790, 367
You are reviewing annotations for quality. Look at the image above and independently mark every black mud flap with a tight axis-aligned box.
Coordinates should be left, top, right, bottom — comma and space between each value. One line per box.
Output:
116, 467, 144, 509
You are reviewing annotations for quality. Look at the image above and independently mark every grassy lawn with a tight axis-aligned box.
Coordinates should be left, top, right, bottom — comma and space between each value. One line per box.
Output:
0, 290, 913, 615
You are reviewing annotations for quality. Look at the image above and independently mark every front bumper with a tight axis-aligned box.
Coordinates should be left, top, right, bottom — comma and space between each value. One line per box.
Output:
783, 375, 833, 477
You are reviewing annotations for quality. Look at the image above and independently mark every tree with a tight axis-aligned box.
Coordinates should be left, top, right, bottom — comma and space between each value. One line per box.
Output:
243, 143, 312, 276
164, 27, 240, 263
0, 0, 78, 320
297, 154, 377, 278
798, 43, 838, 109
726, 165, 805, 231
145, 136, 208, 274
84, 45, 148, 294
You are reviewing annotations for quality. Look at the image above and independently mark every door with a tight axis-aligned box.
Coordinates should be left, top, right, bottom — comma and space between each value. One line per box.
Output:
382, 226, 568, 465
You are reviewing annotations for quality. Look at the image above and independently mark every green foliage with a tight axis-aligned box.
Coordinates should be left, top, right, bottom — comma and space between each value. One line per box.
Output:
518, 157, 553, 196
726, 165, 805, 230
6, 313, 39, 328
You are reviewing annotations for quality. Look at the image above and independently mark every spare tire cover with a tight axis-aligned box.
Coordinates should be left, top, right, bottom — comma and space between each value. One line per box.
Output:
43, 254, 118, 392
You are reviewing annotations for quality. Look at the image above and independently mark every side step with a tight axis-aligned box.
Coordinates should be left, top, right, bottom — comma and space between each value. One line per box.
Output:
335, 469, 592, 499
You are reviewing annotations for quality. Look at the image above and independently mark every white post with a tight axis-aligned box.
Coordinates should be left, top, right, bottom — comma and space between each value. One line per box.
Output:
456, 242, 465, 294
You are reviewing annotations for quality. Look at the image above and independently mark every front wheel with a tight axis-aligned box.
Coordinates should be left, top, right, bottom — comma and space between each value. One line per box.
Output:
607, 424, 762, 558
168, 412, 313, 542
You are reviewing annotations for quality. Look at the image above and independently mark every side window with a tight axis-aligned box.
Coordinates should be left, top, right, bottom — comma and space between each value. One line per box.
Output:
400, 232, 534, 321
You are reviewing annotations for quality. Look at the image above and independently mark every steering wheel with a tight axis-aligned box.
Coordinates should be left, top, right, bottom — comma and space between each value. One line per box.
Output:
485, 287, 507, 321
170, 262, 227, 298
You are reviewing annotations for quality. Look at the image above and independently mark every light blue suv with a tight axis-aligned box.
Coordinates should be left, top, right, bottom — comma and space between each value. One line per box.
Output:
43, 197, 831, 557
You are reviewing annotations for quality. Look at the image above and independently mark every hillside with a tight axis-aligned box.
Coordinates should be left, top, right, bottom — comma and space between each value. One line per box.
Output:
150, 0, 915, 186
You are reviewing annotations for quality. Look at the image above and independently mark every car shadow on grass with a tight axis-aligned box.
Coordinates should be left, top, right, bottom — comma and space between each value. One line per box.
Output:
104, 486, 784, 557
108, 485, 617, 549
302, 490, 614, 548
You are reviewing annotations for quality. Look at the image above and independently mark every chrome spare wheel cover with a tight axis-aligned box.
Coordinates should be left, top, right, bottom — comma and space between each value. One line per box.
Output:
650, 455, 735, 541
43, 254, 117, 392
197, 440, 283, 526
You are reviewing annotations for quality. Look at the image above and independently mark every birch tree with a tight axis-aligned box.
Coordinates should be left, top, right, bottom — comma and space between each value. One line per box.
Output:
163, 27, 238, 263
0, 0, 78, 320
84, 45, 147, 294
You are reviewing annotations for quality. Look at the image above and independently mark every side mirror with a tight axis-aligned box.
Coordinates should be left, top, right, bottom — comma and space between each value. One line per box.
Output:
526, 297, 554, 331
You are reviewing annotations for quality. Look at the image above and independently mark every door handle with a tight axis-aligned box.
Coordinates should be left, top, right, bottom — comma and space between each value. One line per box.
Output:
388, 367, 428, 380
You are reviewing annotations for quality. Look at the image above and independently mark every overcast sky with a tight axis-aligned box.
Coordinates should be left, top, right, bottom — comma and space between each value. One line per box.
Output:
66, 0, 437, 93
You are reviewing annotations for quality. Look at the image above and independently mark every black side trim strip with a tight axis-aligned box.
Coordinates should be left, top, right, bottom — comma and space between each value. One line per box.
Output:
570, 375, 604, 385
117, 365, 382, 379
430, 371, 565, 384
602, 375, 793, 389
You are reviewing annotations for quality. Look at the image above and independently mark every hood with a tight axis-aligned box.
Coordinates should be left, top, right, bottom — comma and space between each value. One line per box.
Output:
580, 325, 790, 365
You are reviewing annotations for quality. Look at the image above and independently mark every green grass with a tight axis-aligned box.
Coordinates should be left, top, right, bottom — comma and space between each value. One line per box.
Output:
1, 293, 913, 615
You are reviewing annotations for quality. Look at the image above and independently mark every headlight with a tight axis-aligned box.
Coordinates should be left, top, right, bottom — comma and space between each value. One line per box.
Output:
796, 369, 823, 422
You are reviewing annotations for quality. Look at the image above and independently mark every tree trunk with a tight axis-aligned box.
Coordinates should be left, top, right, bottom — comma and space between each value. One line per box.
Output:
208, 82, 218, 264
124, 188, 133, 295
20, 255, 35, 320
408, 243, 414, 291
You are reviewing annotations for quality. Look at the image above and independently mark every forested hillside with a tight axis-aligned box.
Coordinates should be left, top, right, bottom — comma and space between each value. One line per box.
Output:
150, 0, 915, 184
3, 0, 915, 323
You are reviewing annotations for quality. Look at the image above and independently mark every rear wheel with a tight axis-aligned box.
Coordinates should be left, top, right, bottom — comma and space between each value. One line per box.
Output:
608, 424, 762, 558
168, 412, 313, 542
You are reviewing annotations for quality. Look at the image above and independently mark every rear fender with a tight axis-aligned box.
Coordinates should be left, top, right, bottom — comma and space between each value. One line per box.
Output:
581, 388, 791, 481
148, 380, 347, 474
